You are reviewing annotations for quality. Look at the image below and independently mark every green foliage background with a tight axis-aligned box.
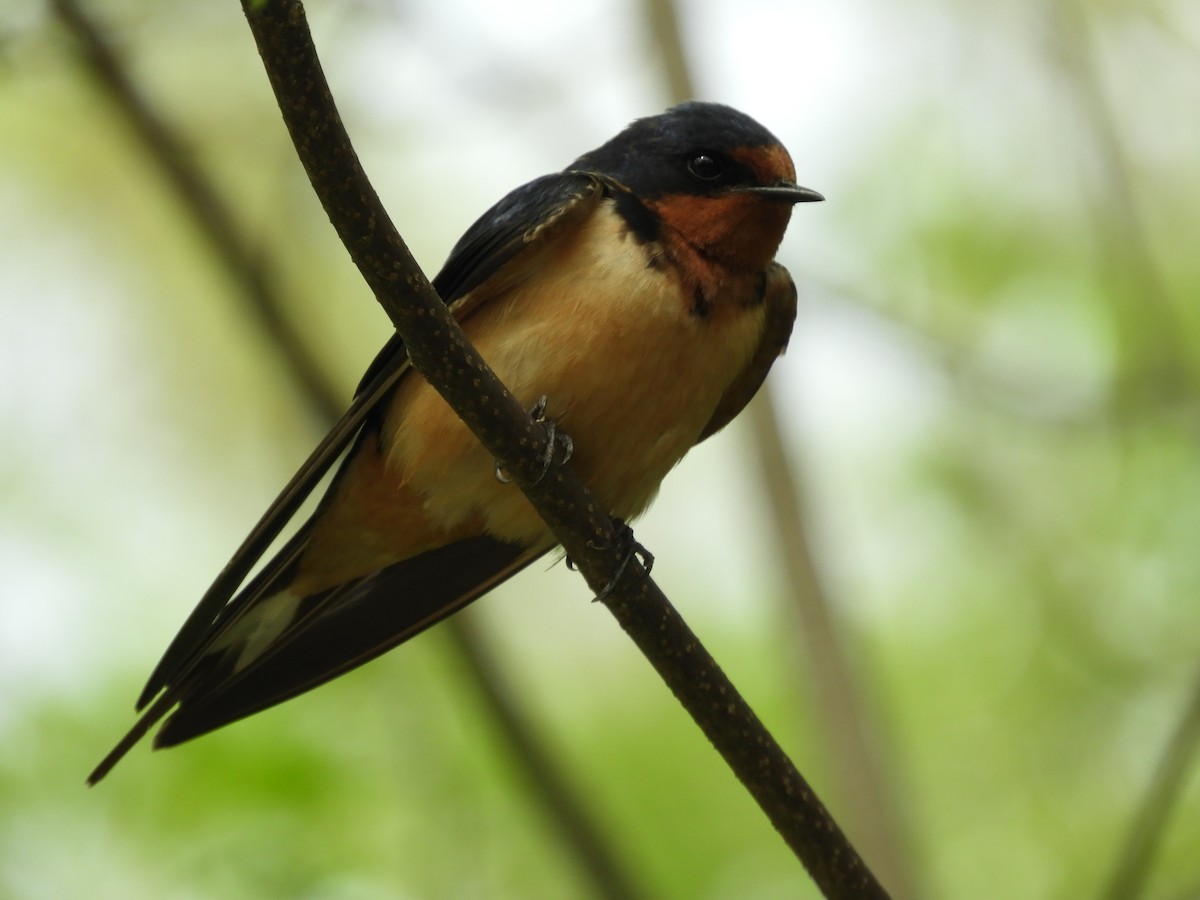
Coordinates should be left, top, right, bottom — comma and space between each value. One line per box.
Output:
1, 1, 1198, 897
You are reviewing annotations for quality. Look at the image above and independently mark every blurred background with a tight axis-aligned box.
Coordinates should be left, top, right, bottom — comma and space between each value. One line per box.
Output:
3, 0, 1199, 897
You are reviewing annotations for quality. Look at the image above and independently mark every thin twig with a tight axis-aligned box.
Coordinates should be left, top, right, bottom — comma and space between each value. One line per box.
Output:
240, 0, 888, 895
1102, 666, 1200, 900
53, 2, 644, 897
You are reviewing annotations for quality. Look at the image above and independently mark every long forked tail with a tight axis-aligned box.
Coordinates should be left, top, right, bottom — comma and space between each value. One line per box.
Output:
153, 535, 540, 749
87, 535, 543, 784
86, 690, 180, 785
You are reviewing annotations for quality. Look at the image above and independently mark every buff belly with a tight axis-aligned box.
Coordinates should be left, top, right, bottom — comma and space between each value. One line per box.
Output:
382, 204, 767, 547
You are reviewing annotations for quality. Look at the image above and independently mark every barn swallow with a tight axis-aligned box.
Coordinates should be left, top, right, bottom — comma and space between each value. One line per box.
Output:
88, 101, 822, 784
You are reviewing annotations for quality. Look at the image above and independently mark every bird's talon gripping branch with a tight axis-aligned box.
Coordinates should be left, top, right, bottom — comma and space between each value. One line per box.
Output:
495, 395, 573, 485
593, 519, 654, 601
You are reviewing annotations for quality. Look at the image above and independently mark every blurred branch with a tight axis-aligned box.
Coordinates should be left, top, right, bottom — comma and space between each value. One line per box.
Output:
51, 2, 643, 898
641, 0, 693, 104
745, 394, 915, 898
1052, 0, 1194, 406
49, 0, 342, 423
240, 0, 888, 896
805, 3, 1200, 437
639, 0, 914, 896
1102, 666, 1200, 900
444, 624, 645, 900
1045, 19, 1200, 887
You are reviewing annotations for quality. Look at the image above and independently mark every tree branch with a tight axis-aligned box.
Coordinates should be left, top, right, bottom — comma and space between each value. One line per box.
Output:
49, 0, 343, 423
442, 622, 646, 900
1102, 665, 1200, 900
240, 1, 888, 896
1052, 0, 1192, 406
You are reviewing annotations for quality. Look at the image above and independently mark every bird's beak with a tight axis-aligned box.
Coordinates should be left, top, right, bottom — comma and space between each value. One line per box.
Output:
734, 183, 825, 203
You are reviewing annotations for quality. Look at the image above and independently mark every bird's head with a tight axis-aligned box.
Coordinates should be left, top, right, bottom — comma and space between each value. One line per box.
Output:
572, 101, 822, 271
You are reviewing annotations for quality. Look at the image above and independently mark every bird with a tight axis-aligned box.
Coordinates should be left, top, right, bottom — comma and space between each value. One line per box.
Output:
87, 101, 822, 784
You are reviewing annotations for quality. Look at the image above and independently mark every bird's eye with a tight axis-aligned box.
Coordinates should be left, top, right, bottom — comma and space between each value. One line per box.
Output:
687, 153, 724, 181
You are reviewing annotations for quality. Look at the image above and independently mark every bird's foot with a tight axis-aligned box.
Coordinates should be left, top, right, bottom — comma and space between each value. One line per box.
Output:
495, 395, 574, 485
566, 518, 654, 600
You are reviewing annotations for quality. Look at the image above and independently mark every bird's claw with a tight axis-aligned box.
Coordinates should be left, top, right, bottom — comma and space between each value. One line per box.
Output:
565, 519, 654, 600
495, 395, 574, 485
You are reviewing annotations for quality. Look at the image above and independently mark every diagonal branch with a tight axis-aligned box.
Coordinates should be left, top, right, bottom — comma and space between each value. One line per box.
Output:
443, 623, 645, 900
1102, 665, 1200, 900
50, 0, 343, 422
239, 1, 889, 896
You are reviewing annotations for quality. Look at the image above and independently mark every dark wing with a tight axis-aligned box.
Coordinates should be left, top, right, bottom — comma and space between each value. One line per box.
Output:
155, 536, 542, 747
135, 367, 405, 709
140, 170, 603, 707
354, 172, 603, 395
91, 172, 605, 783
697, 262, 798, 442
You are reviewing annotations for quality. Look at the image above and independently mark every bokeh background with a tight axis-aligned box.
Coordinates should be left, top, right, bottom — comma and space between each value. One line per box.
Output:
3, 0, 1199, 897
